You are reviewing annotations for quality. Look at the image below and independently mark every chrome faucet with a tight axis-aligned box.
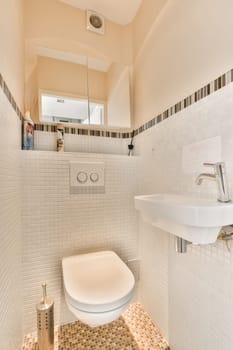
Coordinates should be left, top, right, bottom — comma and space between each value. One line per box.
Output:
195, 162, 231, 203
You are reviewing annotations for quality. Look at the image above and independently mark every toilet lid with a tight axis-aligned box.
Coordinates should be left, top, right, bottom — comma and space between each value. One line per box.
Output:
62, 251, 135, 313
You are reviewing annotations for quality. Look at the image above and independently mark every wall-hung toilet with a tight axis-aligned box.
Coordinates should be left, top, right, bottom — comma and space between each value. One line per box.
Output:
62, 251, 135, 327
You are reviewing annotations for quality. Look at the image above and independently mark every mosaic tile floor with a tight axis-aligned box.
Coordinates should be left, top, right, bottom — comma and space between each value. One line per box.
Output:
21, 303, 169, 350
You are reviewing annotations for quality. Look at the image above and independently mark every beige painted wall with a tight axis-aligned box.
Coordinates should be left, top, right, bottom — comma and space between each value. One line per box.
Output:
23, 0, 133, 125
38, 56, 88, 98
133, 0, 233, 127
24, 64, 38, 120
29, 56, 107, 122
0, 0, 24, 109
88, 69, 107, 102
24, 0, 132, 66
132, 0, 167, 58
107, 63, 131, 127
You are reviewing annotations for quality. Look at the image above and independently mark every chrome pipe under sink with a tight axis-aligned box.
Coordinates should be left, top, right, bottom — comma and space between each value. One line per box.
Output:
175, 237, 191, 253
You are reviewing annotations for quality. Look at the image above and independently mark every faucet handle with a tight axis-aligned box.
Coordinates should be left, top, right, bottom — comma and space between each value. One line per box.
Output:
203, 162, 215, 167
203, 162, 226, 175
203, 163, 217, 172
203, 162, 225, 166
198, 162, 230, 202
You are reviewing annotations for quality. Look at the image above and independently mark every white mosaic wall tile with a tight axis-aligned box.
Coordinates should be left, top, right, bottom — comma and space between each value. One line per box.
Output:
135, 82, 233, 349
21, 151, 139, 334
139, 220, 169, 340
0, 90, 22, 349
34, 131, 130, 155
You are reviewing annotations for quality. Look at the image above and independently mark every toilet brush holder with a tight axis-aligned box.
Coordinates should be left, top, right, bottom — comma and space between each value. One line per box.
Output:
36, 283, 54, 350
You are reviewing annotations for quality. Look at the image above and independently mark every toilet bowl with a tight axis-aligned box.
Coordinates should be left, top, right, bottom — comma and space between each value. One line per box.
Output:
62, 250, 135, 327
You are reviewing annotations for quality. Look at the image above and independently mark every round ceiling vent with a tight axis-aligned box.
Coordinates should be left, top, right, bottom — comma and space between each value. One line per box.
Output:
90, 14, 103, 29
86, 10, 105, 35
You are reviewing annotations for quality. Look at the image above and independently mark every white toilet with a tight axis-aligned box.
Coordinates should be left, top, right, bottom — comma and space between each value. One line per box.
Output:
62, 250, 135, 327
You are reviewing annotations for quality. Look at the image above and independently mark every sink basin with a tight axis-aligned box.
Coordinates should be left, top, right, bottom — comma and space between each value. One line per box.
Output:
134, 194, 233, 244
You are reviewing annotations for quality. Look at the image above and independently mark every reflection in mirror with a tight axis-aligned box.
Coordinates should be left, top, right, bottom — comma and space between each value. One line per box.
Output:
40, 92, 104, 125
88, 101, 105, 125
25, 50, 131, 128
106, 63, 131, 128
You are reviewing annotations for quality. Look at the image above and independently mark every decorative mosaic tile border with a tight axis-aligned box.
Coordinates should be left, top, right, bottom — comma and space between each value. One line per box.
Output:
34, 68, 233, 139
21, 303, 170, 350
133, 69, 233, 136
1, 68, 232, 140
0, 73, 23, 120
34, 123, 132, 139
0, 72, 131, 139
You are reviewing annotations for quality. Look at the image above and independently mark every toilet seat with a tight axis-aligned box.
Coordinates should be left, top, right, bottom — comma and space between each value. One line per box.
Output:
62, 251, 135, 314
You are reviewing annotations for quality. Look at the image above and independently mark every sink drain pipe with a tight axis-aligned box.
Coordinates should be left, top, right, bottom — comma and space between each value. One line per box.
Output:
175, 237, 191, 253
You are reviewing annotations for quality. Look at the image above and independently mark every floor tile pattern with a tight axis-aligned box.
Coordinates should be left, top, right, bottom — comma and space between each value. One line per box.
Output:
21, 303, 169, 350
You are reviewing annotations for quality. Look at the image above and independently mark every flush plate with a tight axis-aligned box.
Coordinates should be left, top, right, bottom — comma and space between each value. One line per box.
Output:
69, 161, 105, 194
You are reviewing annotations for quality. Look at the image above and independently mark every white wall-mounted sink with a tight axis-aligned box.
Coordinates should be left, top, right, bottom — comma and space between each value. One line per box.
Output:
135, 194, 233, 244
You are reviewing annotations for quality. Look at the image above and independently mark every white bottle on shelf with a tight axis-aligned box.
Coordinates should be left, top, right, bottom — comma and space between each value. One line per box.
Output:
57, 123, 64, 152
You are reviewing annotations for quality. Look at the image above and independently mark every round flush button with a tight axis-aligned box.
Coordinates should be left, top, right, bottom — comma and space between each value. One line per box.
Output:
77, 171, 88, 184
90, 172, 99, 183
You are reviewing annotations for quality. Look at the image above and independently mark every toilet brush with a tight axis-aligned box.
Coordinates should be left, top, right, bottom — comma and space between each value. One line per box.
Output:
36, 283, 54, 350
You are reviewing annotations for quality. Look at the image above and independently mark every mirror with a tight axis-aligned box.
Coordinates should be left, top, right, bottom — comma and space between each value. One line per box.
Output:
40, 93, 104, 125
104, 62, 131, 128
25, 52, 131, 129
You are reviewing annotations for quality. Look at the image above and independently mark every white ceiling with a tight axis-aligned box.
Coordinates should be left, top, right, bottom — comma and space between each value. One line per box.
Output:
59, 0, 142, 25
